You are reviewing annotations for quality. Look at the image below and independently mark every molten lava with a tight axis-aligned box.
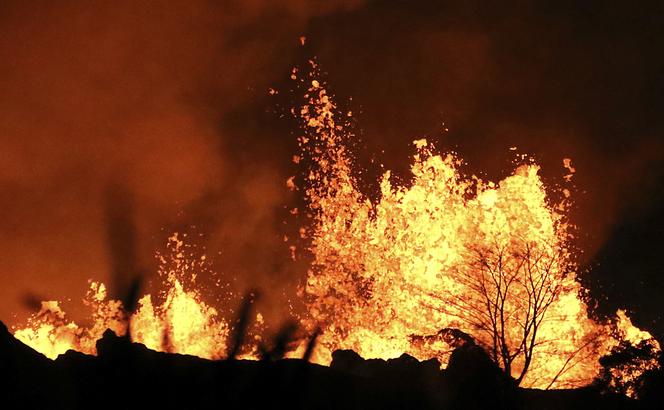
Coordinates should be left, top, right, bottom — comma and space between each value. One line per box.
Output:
11, 64, 660, 397
13, 234, 247, 360
292, 64, 660, 391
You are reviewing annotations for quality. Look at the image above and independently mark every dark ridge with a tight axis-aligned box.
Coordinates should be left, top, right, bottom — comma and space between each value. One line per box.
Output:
1, 321, 663, 410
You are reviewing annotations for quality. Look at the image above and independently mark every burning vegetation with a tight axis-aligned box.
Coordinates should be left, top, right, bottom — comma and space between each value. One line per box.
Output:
11, 64, 660, 397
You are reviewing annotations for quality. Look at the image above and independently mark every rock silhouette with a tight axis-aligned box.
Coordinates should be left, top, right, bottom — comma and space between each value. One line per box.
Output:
0, 321, 659, 409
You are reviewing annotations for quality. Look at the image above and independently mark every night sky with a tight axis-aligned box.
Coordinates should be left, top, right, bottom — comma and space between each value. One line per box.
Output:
1, 1, 663, 340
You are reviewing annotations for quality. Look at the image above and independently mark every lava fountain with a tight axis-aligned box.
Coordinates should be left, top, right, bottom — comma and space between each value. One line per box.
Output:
292, 62, 660, 392
11, 63, 660, 397
13, 233, 262, 360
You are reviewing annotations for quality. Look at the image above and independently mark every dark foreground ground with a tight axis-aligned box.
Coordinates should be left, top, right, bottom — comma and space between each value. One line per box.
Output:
1, 321, 663, 410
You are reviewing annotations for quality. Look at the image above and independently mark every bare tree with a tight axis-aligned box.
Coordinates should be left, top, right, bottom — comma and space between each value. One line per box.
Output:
434, 237, 572, 385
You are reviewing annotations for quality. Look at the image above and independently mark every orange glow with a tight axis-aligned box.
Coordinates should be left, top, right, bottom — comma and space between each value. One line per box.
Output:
11, 67, 660, 398
13, 282, 125, 359
13, 234, 251, 360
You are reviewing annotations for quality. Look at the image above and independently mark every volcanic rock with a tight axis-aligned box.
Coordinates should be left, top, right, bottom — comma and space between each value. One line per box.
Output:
445, 342, 517, 410
0, 323, 655, 409
0, 320, 69, 408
